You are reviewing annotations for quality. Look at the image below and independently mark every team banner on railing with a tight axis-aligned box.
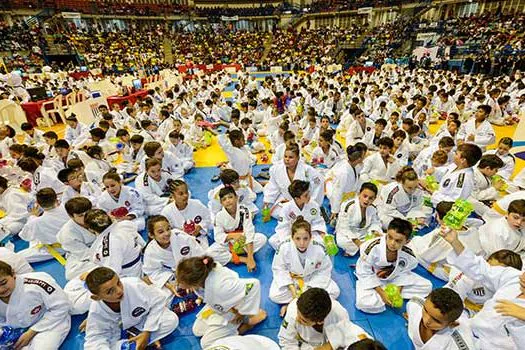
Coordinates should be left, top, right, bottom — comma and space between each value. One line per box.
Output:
61, 12, 81, 19
221, 16, 239, 21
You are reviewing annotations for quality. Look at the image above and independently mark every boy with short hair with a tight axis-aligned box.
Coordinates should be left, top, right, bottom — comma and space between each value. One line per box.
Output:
0, 175, 31, 241
413, 136, 455, 178
363, 118, 388, 151
20, 122, 45, 148
166, 130, 194, 172
84, 267, 179, 350
470, 154, 505, 215
360, 137, 402, 183
430, 143, 482, 206
58, 167, 102, 204
355, 218, 432, 313
457, 104, 495, 151
278, 288, 371, 349
406, 288, 475, 349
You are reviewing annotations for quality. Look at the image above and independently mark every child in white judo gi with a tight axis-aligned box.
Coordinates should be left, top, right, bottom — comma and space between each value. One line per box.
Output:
208, 186, 267, 270
143, 215, 204, 298
17, 157, 65, 195
470, 154, 505, 215
84, 267, 179, 350
208, 169, 258, 220
0, 260, 71, 349
278, 287, 371, 349
57, 167, 102, 205
484, 137, 515, 180
139, 141, 185, 180
165, 130, 194, 172
430, 143, 482, 206
270, 216, 339, 316
263, 143, 324, 219
205, 335, 280, 350
355, 218, 432, 314
406, 287, 475, 349
377, 166, 431, 230
176, 256, 267, 348
439, 227, 525, 349
18, 187, 68, 264
135, 158, 172, 216
360, 137, 402, 184
161, 179, 211, 250
57, 197, 98, 281
98, 171, 146, 231
336, 182, 383, 256
0, 175, 30, 242
478, 199, 525, 261
457, 104, 496, 152
409, 201, 483, 281
270, 180, 326, 250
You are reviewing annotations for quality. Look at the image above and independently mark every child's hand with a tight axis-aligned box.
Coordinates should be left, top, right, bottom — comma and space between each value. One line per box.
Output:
467, 134, 475, 142
193, 224, 202, 236
128, 331, 150, 350
376, 266, 395, 279
494, 300, 525, 320
246, 256, 256, 272
424, 167, 435, 175
376, 288, 393, 307
438, 226, 458, 244
14, 329, 37, 350
493, 178, 506, 191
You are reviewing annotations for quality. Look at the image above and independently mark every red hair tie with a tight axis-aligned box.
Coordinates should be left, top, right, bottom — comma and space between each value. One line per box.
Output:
203, 258, 209, 265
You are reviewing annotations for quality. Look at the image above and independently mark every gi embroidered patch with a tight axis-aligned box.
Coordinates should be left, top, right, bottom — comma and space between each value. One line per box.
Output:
24, 278, 56, 295
132, 307, 146, 317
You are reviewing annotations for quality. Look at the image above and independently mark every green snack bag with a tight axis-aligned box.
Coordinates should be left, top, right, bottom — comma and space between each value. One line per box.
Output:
443, 199, 474, 230
323, 234, 339, 257
425, 175, 439, 192
262, 207, 271, 223
384, 284, 403, 308
232, 235, 246, 255
492, 175, 508, 191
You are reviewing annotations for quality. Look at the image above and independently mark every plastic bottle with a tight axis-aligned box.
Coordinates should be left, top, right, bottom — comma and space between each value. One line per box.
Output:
262, 207, 271, 223
323, 234, 339, 256
384, 284, 403, 308
443, 199, 474, 230
0, 326, 25, 349
120, 341, 137, 350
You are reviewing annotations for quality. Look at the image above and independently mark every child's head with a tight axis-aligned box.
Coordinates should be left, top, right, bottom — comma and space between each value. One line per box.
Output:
58, 168, 82, 190
67, 159, 85, 178
386, 218, 412, 251
54, 140, 70, 159
475, 105, 491, 122
89, 128, 106, 143
116, 129, 129, 143
65, 115, 78, 128
219, 186, 237, 212
431, 150, 448, 168
447, 120, 461, 136
320, 115, 330, 129
284, 143, 301, 169
435, 201, 453, 224
9, 144, 26, 160
319, 130, 334, 148
283, 130, 296, 147
36, 188, 58, 210
346, 144, 365, 166
130, 135, 144, 151
395, 167, 419, 194
375, 119, 387, 134
401, 118, 414, 132
507, 199, 525, 230
477, 154, 504, 177
240, 118, 252, 130
228, 130, 245, 148
437, 137, 455, 154
102, 172, 122, 198
288, 180, 310, 206
392, 130, 406, 148
377, 137, 394, 158
17, 157, 40, 174
454, 144, 482, 169
487, 250, 523, 270
172, 119, 183, 133
422, 288, 463, 331
176, 256, 216, 290
389, 112, 399, 123
145, 158, 162, 181
168, 179, 189, 208
346, 339, 387, 350
296, 288, 332, 326
143, 141, 164, 160
147, 215, 171, 249
65, 197, 93, 227
358, 182, 378, 208
86, 267, 123, 303
291, 216, 312, 252
496, 137, 513, 156
21, 122, 35, 136
84, 209, 113, 234
219, 169, 240, 189
86, 145, 104, 160
43, 131, 58, 146
168, 131, 184, 146
0, 261, 16, 299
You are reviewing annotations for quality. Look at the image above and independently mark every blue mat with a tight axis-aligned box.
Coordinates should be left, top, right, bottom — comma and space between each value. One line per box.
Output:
12, 165, 445, 349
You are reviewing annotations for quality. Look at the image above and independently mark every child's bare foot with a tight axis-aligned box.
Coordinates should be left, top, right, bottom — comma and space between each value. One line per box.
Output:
238, 309, 267, 334
280, 304, 288, 317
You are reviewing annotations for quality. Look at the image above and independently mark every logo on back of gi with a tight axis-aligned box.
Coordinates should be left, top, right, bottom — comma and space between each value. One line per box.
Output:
24, 278, 56, 295
194, 215, 202, 224
180, 246, 190, 255
132, 307, 146, 317
398, 258, 406, 268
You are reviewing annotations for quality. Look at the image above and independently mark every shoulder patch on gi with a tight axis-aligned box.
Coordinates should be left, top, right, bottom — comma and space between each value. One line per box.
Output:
402, 245, 415, 258
132, 307, 146, 317
364, 238, 381, 255
397, 153, 402, 158
410, 296, 425, 307
143, 173, 149, 187
343, 200, 355, 213
457, 173, 465, 188
310, 208, 318, 216
386, 186, 399, 204
102, 233, 110, 257
472, 287, 486, 297
213, 304, 224, 312
34, 172, 40, 185
24, 278, 56, 295
443, 178, 451, 187
282, 319, 289, 329
451, 330, 470, 350
180, 246, 190, 256
194, 215, 202, 224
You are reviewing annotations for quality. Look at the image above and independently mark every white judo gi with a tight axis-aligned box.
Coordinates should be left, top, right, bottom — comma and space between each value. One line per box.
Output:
355, 237, 432, 313
431, 165, 475, 207
263, 160, 324, 219
61, 181, 102, 207
278, 297, 370, 349
192, 264, 262, 348
0, 186, 30, 240
345, 119, 375, 146
360, 152, 402, 184
161, 199, 211, 250
335, 199, 382, 256
0, 272, 71, 350
457, 119, 495, 151
406, 296, 476, 349
478, 216, 525, 261
470, 167, 500, 215
446, 248, 525, 349
97, 185, 146, 231
325, 161, 360, 215
270, 239, 339, 304
205, 335, 280, 350
33, 165, 65, 195
270, 200, 326, 250
135, 171, 171, 216
208, 204, 267, 265
138, 151, 185, 180
84, 277, 179, 350
208, 184, 258, 220
378, 182, 431, 229
0, 247, 33, 274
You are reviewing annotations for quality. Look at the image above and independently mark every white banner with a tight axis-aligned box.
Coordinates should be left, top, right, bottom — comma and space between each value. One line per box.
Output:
270, 66, 283, 73
61, 12, 81, 19
357, 7, 373, 14
416, 32, 438, 41
412, 46, 439, 61
221, 15, 239, 21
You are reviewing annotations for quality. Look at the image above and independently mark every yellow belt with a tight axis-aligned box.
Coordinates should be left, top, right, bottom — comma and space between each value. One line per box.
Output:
341, 191, 356, 203
36, 243, 67, 265
464, 298, 483, 313
291, 273, 305, 293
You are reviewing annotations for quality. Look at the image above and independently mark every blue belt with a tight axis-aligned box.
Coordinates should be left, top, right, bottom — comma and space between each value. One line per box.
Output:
122, 254, 141, 269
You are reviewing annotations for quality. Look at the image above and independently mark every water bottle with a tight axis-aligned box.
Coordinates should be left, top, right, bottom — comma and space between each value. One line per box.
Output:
0, 326, 25, 348
323, 234, 339, 257
120, 341, 137, 350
